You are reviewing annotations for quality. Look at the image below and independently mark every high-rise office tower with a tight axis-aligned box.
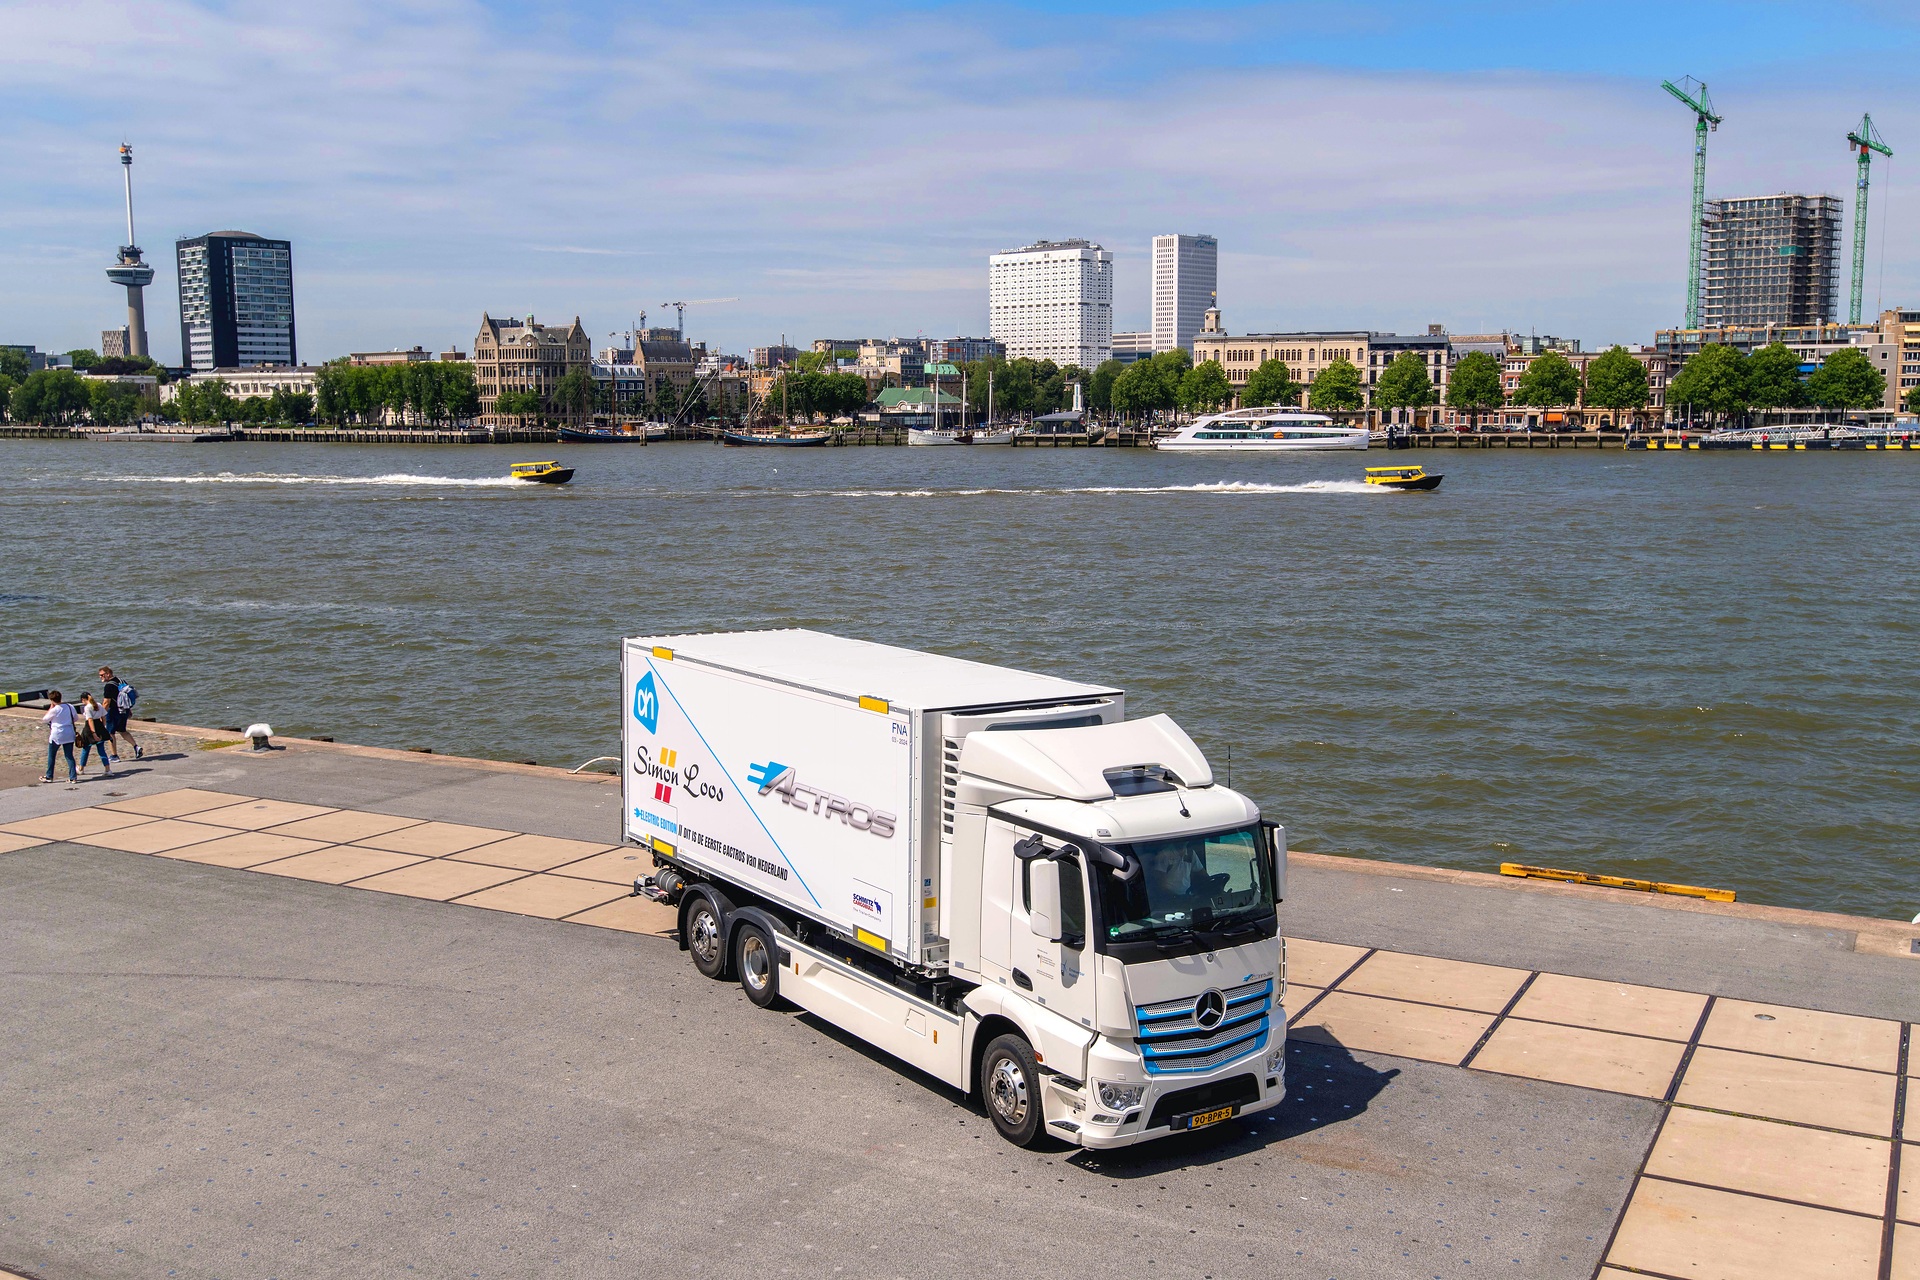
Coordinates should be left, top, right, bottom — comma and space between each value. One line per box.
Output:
176, 230, 297, 371
1151, 233, 1217, 353
1699, 195, 1842, 328
104, 144, 155, 360
988, 239, 1113, 368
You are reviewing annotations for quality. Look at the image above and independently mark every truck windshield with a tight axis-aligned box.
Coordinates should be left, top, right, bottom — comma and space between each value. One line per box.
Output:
1099, 825, 1274, 941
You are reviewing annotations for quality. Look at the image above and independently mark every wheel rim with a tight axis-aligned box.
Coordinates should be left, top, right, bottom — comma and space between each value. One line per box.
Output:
988, 1055, 1029, 1128
741, 934, 770, 992
689, 907, 721, 966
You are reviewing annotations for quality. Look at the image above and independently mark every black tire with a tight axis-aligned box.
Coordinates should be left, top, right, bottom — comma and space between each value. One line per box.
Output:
734, 923, 781, 1009
980, 1033, 1045, 1147
683, 894, 730, 980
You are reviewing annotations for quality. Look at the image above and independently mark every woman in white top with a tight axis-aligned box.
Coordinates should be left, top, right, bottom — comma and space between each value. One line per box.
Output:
40, 690, 79, 784
75, 693, 114, 778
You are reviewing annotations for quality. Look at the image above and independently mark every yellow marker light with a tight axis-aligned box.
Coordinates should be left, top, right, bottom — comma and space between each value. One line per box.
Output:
858, 695, 889, 714
652, 646, 674, 660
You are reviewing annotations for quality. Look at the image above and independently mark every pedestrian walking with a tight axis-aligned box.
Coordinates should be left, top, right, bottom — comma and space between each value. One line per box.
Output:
75, 693, 114, 778
40, 691, 79, 785
98, 666, 143, 761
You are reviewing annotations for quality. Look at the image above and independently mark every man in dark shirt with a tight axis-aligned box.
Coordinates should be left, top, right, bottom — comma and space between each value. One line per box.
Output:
98, 666, 143, 761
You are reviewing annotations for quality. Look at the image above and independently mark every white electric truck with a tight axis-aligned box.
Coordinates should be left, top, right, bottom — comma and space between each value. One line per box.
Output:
622, 630, 1289, 1148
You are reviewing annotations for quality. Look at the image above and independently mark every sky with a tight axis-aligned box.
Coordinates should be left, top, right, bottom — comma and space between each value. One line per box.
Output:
3, 0, 1917, 364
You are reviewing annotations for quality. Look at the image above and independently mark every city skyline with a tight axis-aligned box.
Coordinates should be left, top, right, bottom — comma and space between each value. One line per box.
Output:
4, 1, 1917, 364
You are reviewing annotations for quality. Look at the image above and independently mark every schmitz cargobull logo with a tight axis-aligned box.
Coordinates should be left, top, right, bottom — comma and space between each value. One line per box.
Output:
747, 760, 897, 838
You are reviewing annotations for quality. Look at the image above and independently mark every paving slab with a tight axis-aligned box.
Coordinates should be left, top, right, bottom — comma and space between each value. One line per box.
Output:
1608, 1177, 1884, 1279
1338, 948, 1530, 1013
71, 818, 233, 854
0, 806, 154, 840
347, 857, 528, 900
446, 832, 617, 872
260, 809, 424, 842
548, 847, 653, 885
1646, 1107, 1893, 1217
349, 820, 523, 857
0, 832, 47, 854
1675, 1046, 1900, 1137
253, 846, 427, 884
1895, 1223, 1920, 1280
0, 844, 1659, 1280
186, 797, 338, 830
1900, 1142, 1917, 1223
1288, 991, 1493, 1063
452, 873, 629, 919
1471, 1017, 1686, 1098
96, 787, 257, 818
1702, 997, 1904, 1073
564, 893, 678, 936
1281, 936, 1369, 987
1510, 971, 1707, 1041
155, 830, 332, 868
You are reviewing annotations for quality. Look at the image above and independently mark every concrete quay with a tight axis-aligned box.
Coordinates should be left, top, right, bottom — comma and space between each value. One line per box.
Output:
1, 710, 1915, 1280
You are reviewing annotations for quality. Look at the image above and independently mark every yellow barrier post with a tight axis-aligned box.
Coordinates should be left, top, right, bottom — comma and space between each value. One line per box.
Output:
1499, 862, 1735, 902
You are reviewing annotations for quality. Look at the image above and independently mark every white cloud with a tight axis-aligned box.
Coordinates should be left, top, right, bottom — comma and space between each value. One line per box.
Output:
1, 0, 1913, 360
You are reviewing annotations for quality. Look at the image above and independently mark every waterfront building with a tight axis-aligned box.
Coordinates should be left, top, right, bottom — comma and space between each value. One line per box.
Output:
752, 344, 801, 369
1110, 331, 1154, 365
1151, 234, 1217, 354
350, 347, 431, 366
175, 231, 296, 372
101, 328, 129, 359
163, 365, 323, 403
1879, 309, 1920, 410
988, 239, 1113, 368
1653, 320, 1897, 408
874, 386, 965, 430
1, 345, 48, 371
80, 371, 161, 409
1700, 194, 1843, 329
857, 339, 926, 385
472, 313, 591, 425
928, 337, 1004, 365
1192, 320, 1372, 404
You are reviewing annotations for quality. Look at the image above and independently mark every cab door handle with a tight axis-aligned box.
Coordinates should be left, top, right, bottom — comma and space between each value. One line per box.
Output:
1012, 968, 1033, 990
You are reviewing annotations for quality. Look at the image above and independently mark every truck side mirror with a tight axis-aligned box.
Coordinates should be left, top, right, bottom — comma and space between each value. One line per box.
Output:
1028, 859, 1064, 942
1262, 820, 1287, 903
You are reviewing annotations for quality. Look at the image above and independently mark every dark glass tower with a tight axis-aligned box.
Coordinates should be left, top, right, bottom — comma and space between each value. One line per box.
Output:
176, 231, 296, 371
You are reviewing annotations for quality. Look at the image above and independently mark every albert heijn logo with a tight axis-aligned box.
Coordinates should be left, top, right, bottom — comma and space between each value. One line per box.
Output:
633, 670, 660, 734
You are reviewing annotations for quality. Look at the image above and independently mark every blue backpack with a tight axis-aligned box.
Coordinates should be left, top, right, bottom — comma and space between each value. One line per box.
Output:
117, 684, 138, 712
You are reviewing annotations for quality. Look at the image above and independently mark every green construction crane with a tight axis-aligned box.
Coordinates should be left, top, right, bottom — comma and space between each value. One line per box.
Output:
1662, 76, 1722, 329
1846, 113, 1893, 325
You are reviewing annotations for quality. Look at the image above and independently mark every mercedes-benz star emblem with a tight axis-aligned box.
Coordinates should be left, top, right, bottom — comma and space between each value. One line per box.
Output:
1194, 989, 1226, 1031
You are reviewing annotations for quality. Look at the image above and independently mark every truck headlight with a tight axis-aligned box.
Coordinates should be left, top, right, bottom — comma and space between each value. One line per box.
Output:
1096, 1080, 1147, 1110
1265, 1043, 1286, 1075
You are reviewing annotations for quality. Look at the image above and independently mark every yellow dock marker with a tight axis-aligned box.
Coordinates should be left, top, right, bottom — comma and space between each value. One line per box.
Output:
1499, 862, 1735, 902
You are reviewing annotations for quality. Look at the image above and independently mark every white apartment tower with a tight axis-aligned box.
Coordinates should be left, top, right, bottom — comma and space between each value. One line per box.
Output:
987, 239, 1113, 368
1151, 233, 1217, 353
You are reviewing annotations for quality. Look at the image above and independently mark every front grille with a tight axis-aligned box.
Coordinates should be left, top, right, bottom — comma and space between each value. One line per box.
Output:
1134, 979, 1271, 1076
1145, 1073, 1261, 1130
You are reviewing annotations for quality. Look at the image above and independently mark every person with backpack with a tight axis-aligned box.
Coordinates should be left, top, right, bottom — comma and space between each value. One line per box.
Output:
99, 666, 143, 761
75, 693, 114, 778
40, 690, 79, 785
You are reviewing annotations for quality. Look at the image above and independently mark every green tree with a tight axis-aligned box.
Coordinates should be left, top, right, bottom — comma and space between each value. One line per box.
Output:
1512, 351, 1582, 410
1805, 347, 1885, 411
1239, 358, 1299, 408
66, 348, 101, 371
1178, 360, 1231, 412
555, 368, 597, 420
1583, 346, 1651, 426
1087, 359, 1124, 413
12, 369, 93, 424
491, 388, 541, 420
1741, 342, 1807, 416
1445, 350, 1503, 429
1666, 344, 1748, 424
1307, 357, 1365, 412
0, 373, 14, 420
794, 350, 831, 374
1905, 384, 1920, 416
88, 380, 145, 425
1373, 351, 1436, 422
0, 348, 29, 380
92, 354, 161, 378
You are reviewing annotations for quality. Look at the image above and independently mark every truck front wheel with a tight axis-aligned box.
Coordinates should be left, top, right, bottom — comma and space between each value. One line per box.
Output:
683, 896, 730, 980
980, 1033, 1045, 1147
735, 922, 782, 1009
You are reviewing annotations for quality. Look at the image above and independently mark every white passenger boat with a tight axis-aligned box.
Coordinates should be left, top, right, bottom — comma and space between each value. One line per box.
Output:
908, 425, 1016, 445
1157, 409, 1369, 451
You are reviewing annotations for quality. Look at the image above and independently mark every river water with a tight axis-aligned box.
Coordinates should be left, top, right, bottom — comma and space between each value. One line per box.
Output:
4, 439, 1916, 919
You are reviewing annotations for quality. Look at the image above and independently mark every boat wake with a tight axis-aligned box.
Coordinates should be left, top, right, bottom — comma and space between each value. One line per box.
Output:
802, 479, 1385, 498
112, 472, 524, 488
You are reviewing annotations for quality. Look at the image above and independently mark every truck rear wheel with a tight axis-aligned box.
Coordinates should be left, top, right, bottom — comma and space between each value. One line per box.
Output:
734, 923, 781, 1009
683, 895, 730, 980
980, 1033, 1045, 1147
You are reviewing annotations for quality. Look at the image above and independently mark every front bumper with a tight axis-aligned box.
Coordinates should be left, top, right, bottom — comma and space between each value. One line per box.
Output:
1042, 1018, 1289, 1150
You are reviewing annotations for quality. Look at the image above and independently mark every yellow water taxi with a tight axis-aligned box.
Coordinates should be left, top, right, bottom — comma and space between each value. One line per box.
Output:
1364, 464, 1443, 491
510, 460, 574, 485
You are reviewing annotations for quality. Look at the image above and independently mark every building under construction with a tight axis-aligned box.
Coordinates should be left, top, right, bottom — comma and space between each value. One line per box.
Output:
1699, 193, 1843, 328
